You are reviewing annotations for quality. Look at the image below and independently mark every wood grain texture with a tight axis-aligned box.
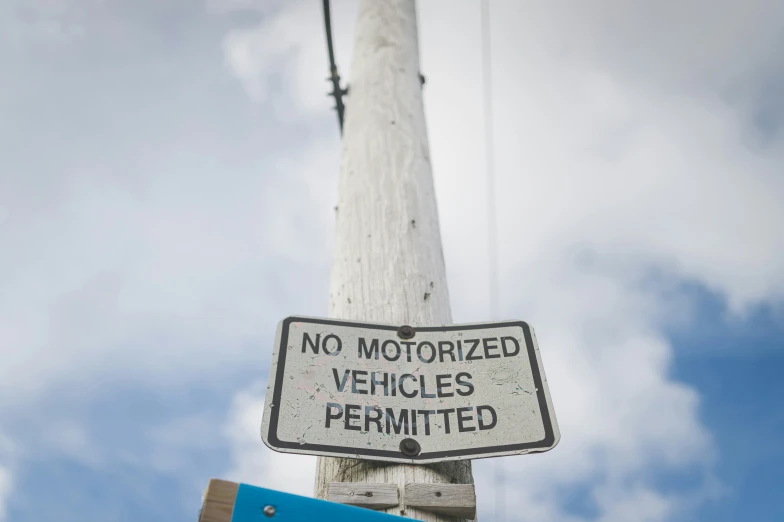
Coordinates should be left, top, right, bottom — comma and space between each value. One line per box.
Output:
404, 483, 476, 519
199, 479, 238, 522
314, 0, 475, 520
328, 482, 400, 509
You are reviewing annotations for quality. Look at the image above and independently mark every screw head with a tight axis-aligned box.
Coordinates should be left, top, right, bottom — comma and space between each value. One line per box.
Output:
399, 437, 421, 456
397, 325, 415, 339
263, 505, 276, 517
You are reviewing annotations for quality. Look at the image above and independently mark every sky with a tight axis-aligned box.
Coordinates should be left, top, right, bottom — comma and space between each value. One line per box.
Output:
1, 0, 783, 521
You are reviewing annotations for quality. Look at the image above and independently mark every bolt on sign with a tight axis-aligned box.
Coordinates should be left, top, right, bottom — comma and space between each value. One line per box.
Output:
261, 316, 560, 464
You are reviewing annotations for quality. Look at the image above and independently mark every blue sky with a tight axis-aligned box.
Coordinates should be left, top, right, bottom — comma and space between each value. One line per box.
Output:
1, 1, 783, 521
669, 290, 784, 522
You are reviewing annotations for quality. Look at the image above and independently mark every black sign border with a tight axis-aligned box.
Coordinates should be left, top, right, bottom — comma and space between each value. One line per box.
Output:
266, 317, 556, 461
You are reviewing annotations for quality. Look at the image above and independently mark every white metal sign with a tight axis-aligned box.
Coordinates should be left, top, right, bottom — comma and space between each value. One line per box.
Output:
261, 316, 559, 464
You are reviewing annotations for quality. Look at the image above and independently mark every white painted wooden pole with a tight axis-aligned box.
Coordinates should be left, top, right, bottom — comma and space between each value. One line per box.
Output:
314, 0, 475, 520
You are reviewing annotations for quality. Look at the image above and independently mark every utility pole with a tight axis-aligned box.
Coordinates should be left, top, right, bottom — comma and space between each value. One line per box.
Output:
314, 1, 475, 520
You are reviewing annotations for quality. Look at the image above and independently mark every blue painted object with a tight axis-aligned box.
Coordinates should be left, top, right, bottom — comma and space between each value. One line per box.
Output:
231, 483, 408, 521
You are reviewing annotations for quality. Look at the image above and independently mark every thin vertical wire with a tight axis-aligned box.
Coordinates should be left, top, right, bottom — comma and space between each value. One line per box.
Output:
482, 0, 504, 520
482, 0, 499, 323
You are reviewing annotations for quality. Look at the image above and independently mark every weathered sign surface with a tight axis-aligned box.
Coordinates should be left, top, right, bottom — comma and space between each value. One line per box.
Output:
261, 316, 559, 464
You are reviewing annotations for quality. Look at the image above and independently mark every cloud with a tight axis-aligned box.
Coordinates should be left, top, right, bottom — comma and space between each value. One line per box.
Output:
0, 433, 14, 522
421, 0, 782, 517
0, 466, 10, 522
204, 0, 282, 15
0, 0, 99, 47
420, 1, 784, 316
146, 415, 226, 475
595, 484, 674, 522
223, 382, 316, 497
220, 0, 357, 123
0, 128, 338, 404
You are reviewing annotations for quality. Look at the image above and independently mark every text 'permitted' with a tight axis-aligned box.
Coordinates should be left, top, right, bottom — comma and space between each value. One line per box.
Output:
261, 317, 559, 464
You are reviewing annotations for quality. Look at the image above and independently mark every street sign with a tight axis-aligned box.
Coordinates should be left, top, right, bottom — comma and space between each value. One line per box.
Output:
261, 316, 559, 464
200, 479, 407, 522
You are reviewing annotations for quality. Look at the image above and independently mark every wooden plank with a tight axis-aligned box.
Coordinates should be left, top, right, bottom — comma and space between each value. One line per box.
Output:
327, 482, 400, 509
199, 479, 239, 522
404, 483, 476, 519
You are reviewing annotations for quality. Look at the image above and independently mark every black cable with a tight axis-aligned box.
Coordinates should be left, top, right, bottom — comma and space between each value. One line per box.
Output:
322, 0, 347, 134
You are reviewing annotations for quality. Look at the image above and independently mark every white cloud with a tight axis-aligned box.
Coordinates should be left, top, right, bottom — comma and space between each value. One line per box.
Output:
420, 1, 783, 518
595, 484, 674, 522
221, 0, 357, 123
146, 415, 225, 475
204, 0, 282, 15
0, 132, 338, 404
0, 0, 98, 47
420, 1, 784, 316
223, 382, 316, 497
0, 466, 10, 522
0, 433, 14, 522
38, 420, 100, 467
